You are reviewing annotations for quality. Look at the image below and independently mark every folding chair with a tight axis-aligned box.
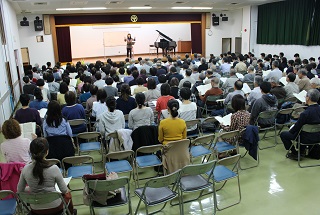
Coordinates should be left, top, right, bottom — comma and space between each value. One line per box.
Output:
185, 119, 201, 139
170, 160, 217, 215
254, 109, 278, 149
46, 135, 75, 166
207, 154, 241, 211
212, 130, 239, 159
190, 134, 215, 163
68, 119, 88, 137
276, 108, 294, 134
284, 96, 297, 103
291, 105, 307, 123
62, 155, 94, 178
85, 177, 132, 215
47, 158, 63, 173
104, 150, 134, 181
134, 170, 181, 215
134, 145, 163, 188
201, 95, 223, 116
0, 190, 19, 215
18, 191, 71, 215
200, 117, 217, 135
76, 132, 103, 161
288, 124, 320, 168
238, 127, 259, 170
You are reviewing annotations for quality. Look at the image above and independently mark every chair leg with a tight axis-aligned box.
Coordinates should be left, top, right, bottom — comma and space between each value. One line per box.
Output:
134, 198, 143, 215
216, 175, 241, 211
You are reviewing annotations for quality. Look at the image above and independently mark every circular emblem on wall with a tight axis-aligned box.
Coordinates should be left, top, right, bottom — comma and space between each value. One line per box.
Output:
130, 15, 138, 22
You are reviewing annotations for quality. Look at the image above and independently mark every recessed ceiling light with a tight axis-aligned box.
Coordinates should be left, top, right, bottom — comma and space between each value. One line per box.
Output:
56, 7, 107, 11
171, 7, 192, 9
128, 6, 152, 9
192, 7, 213, 9
171, 6, 212, 9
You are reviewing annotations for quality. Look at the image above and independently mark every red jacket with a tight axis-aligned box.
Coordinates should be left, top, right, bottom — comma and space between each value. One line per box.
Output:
0, 162, 25, 199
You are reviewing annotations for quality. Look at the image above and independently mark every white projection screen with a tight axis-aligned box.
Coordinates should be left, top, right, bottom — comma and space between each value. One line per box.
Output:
103, 31, 128, 47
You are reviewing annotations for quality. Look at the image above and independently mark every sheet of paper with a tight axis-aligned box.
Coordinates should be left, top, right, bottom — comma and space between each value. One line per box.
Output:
263, 70, 271, 77
203, 77, 208, 84
214, 113, 232, 126
216, 99, 225, 103
236, 73, 244, 79
152, 101, 157, 107
69, 79, 77, 87
20, 122, 36, 141
39, 108, 47, 119
55, 177, 72, 193
69, 73, 77, 79
293, 90, 307, 103
242, 83, 252, 94
220, 77, 227, 83
279, 77, 288, 86
130, 85, 138, 94
196, 84, 211, 95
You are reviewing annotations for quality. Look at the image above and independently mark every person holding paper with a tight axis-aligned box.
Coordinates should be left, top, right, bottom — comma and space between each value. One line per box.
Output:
14, 94, 42, 127
280, 89, 320, 160
242, 66, 255, 83
0, 119, 31, 164
234, 54, 247, 74
297, 69, 312, 92
269, 77, 286, 108
284, 73, 299, 98
221, 95, 250, 144
263, 60, 282, 82
17, 138, 75, 214
247, 76, 263, 110
191, 73, 206, 100
124, 33, 135, 59
224, 80, 245, 105
221, 69, 239, 93
198, 77, 223, 107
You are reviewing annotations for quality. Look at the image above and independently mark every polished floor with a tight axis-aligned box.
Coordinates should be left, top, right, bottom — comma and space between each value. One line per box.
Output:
1, 131, 319, 215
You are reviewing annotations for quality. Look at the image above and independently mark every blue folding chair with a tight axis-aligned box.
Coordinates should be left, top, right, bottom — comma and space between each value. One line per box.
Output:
190, 134, 215, 163
134, 145, 163, 188
207, 154, 241, 211
0, 190, 19, 215
212, 130, 239, 158
76, 132, 103, 161
104, 150, 134, 180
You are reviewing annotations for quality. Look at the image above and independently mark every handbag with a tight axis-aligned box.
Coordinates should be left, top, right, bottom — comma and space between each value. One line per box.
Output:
82, 172, 119, 206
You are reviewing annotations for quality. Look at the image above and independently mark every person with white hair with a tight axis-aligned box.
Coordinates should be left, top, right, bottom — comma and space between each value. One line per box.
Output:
310, 77, 320, 90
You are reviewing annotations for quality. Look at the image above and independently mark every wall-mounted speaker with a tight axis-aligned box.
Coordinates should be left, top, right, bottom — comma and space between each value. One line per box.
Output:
212, 17, 219, 26
222, 17, 229, 21
34, 16, 43, 31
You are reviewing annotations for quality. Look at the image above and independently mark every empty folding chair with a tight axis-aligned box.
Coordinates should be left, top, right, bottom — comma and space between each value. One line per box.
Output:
85, 177, 132, 215
104, 150, 134, 181
170, 160, 217, 215
134, 170, 181, 215
185, 119, 201, 139
0, 190, 20, 215
212, 130, 239, 159
134, 145, 163, 188
254, 109, 278, 149
190, 134, 215, 163
76, 132, 103, 161
17, 191, 71, 215
207, 154, 241, 211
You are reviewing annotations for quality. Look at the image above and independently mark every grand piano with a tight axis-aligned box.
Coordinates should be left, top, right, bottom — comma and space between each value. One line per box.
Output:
154, 30, 177, 57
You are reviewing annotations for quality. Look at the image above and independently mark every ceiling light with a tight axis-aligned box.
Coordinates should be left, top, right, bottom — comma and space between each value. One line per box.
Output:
128, 6, 152, 9
171, 6, 212, 9
171, 7, 192, 9
56, 7, 107, 11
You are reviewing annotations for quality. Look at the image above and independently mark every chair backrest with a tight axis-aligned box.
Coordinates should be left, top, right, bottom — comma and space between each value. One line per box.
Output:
68, 119, 87, 127
202, 117, 217, 124
219, 130, 240, 142
217, 154, 241, 167
136, 144, 163, 155
87, 177, 130, 192
46, 135, 75, 161
18, 191, 70, 214
246, 82, 254, 90
107, 131, 118, 139
46, 158, 61, 167
77, 132, 101, 141
181, 160, 217, 177
294, 106, 307, 114
301, 124, 320, 133
277, 108, 294, 115
105, 150, 134, 161
62, 155, 94, 166
145, 170, 180, 189
206, 95, 222, 103
185, 119, 200, 128
257, 109, 278, 120
285, 96, 297, 103
192, 134, 215, 147
124, 114, 129, 121
0, 190, 15, 199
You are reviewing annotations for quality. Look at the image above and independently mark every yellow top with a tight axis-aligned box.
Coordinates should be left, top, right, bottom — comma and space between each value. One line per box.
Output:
158, 118, 187, 145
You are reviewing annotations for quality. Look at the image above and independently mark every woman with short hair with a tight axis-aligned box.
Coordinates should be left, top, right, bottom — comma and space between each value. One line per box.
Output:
0, 119, 31, 163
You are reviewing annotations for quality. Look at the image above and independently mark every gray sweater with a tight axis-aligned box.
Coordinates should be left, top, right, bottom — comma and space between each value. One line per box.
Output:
17, 163, 67, 210
250, 94, 278, 125
128, 107, 154, 130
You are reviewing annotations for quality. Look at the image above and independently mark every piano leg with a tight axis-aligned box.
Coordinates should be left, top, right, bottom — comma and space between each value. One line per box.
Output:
174, 48, 176, 56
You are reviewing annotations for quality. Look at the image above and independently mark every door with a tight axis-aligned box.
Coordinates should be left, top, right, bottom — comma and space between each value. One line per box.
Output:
222, 38, 231, 54
21, 47, 30, 66
235, 37, 242, 55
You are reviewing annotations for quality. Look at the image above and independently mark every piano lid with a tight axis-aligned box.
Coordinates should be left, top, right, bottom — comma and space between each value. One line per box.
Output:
156, 30, 173, 42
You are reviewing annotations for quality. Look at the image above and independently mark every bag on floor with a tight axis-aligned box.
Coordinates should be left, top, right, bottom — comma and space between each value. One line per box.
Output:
82, 172, 119, 206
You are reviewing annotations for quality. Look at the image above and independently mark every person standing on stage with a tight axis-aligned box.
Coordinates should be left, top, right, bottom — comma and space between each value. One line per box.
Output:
124, 33, 135, 59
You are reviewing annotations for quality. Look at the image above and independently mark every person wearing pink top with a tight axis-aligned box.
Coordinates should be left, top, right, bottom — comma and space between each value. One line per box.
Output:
0, 119, 31, 164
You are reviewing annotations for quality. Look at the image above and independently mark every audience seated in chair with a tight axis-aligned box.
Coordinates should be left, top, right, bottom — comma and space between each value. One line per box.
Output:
284, 73, 299, 98
29, 88, 48, 110
86, 85, 98, 111
14, 94, 42, 127
116, 84, 137, 115
247, 76, 263, 111
79, 83, 91, 103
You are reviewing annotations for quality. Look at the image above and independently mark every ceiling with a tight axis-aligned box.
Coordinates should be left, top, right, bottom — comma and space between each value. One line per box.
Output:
10, 0, 284, 14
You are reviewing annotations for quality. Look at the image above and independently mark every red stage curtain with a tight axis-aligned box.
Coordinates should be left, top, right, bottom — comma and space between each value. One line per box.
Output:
191, 23, 202, 54
56, 27, 72, 62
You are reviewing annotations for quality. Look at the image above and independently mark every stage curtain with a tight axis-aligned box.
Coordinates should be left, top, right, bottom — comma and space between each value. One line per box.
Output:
191, 23, 202, 54
257, 0, 315, 45
56, 27, 72, 62
309, 0, 320, 45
